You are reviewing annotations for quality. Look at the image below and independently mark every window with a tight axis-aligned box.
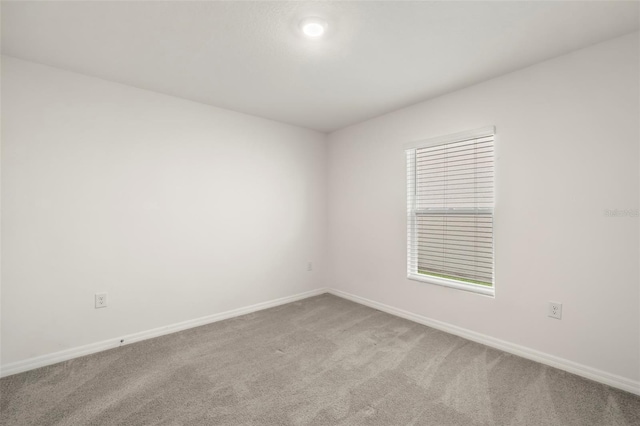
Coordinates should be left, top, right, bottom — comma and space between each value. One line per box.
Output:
406, 127, 495, 296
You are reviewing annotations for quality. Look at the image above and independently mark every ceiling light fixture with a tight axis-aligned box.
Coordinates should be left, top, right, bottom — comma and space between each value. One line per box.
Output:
300, 18, 327, 38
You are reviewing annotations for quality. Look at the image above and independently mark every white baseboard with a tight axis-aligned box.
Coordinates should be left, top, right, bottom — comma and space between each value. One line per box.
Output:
0, 288, 328, 378
327, 288, 640, 396
3, 286, 638, 396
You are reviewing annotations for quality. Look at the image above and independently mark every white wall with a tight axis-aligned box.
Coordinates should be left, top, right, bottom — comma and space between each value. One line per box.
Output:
1, 57, 326, 366
327, 33, 640, 383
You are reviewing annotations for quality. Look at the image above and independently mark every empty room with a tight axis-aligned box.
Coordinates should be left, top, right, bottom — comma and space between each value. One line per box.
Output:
1, 1, 639, 425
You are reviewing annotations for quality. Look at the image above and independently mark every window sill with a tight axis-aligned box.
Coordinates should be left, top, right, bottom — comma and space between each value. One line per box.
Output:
408, 273, 495, 297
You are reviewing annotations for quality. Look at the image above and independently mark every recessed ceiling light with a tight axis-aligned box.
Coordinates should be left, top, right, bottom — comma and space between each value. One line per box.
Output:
300, 18, 327, 38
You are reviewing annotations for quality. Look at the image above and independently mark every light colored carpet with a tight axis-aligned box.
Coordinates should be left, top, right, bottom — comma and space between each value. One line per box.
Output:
1, 293, 639, 425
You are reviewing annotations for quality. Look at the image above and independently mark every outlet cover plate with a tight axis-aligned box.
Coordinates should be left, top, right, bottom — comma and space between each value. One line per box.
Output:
548, 301, 562, 319
95, 293, 108, 309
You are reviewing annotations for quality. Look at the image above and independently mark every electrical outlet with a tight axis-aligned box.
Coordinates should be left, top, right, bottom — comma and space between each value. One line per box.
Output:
95, 293, 108, 309
548, 301, 562, 319
307, 262, 313, 271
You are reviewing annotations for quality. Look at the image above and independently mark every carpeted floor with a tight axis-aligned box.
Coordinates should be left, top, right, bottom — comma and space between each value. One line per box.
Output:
1, 294, 639, 425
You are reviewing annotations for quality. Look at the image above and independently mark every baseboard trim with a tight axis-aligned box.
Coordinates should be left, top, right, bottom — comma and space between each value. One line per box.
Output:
326, 288, 640, 396
0, 288, 328, 378
4, 287, 638, 396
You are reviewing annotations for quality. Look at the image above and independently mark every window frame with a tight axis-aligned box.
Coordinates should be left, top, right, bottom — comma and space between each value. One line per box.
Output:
406, 126, 496, 297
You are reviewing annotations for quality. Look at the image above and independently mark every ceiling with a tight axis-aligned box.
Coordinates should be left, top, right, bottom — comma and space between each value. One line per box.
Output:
2, 1, 639, 133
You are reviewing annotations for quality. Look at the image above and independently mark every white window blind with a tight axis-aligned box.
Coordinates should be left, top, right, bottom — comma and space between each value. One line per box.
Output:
406, 128, 495, 295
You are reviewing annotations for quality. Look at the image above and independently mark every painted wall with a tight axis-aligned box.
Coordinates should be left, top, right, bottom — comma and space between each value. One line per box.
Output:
327, 33, 640, 382
1, 57, 326, 366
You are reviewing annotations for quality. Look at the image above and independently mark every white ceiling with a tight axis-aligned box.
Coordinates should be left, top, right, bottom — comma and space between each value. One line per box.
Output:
2, 1, 639, 133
